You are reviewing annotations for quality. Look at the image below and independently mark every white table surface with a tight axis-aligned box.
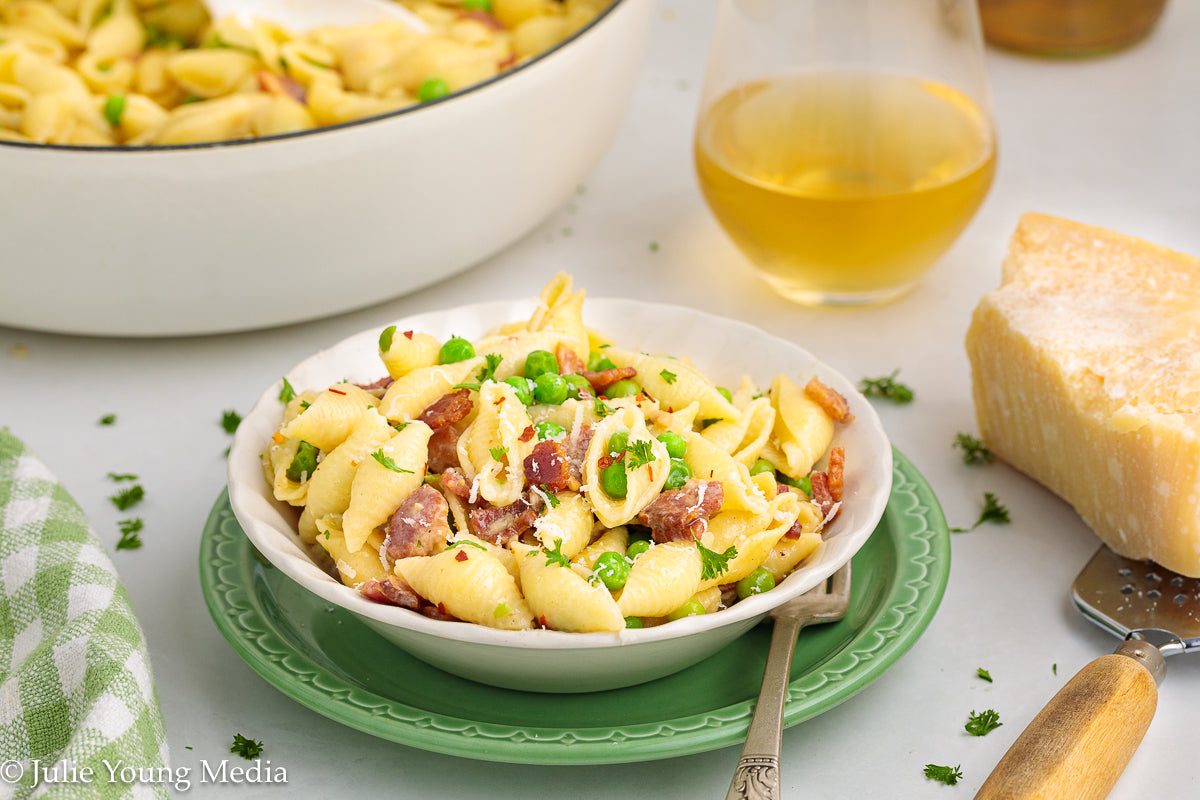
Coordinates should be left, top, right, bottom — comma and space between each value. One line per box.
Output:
3, 1, 1199, 797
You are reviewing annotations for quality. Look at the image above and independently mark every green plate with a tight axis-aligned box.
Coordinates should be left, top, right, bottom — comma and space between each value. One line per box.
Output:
200, 448, 948, 765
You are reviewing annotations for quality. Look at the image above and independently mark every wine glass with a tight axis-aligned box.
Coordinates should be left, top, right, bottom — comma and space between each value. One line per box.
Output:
694, 0, 996, 306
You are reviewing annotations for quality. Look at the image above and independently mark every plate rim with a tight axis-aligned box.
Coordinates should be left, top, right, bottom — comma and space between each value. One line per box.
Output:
200, 447, 949, 765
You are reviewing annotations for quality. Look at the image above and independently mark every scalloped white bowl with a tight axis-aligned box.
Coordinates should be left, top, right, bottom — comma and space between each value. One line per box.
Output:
0, 0, 652, 336
228, 298, 893, 692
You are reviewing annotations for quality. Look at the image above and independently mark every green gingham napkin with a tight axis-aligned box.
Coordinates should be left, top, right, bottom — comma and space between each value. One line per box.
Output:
0, 429, 168, 800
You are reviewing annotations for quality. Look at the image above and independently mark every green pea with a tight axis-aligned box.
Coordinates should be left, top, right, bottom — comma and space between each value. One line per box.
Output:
750, 458, 775, 476
587, 351, 616, 371
533, 372, 569, 405
716, 386, 733, 403
664, 458, 692, 490
439, 337, 475, 364
563, 373, 592, 399
601, 461, 627, 499
461, 0, 491, 9
607, 431, 629, 456
592, 551, 630, 591
736, 567, 776, 599
667, 598, 706, 621
626, 539, 651, 559
503, 376, 534, 405
534, 420, 567, 440
657, 431, 687, 460
418, 77, 450, 102
624, 616, 644, 629
605, 379, 641, 398
285, 441, 319, 483
523, 349, 559, 380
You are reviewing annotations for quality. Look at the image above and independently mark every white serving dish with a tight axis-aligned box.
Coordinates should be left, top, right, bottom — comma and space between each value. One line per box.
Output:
227, 298, 894, 692
0, 0, 652, 337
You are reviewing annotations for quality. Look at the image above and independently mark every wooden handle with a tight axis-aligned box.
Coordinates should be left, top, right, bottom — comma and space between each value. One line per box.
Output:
975, 641, 1162, 800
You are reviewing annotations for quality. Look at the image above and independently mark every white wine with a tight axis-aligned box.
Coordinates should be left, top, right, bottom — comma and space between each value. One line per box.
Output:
695, 71, 996, 304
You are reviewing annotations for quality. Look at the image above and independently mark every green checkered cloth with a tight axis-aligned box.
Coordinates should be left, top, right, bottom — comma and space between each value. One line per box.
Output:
0, 429, 168, 800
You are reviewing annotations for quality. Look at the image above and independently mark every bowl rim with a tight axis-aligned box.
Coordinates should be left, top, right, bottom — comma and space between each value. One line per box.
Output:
227, 296, 894, 651
0, 0, 631, 155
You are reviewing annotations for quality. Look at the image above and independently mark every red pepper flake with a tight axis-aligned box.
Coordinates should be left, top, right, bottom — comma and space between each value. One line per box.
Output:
538, 614, 549, 629
455, 550, 468, 562
329, 387, 347, 395
518, 425, 535, 443
647, 465, 654, 481
403, 330, 414, 340
598, 454, 614, 470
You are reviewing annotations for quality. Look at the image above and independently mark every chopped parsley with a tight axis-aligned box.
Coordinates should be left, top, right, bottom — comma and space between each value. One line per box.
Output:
593, 398, 615, 418
659, 369, 677, 384
279, 377, 297, 403
544, 539, 571, 568
230, 733, 263, 760
977, 667, 993, 683
489, 445, 508, 462
697, 540, 737, 581
98, 414, 117, 426
649, 241, 660, 253
102, 94, 125, 127
951, 492, 1010, 533
449, 539, 487, 551
539, 487, 561, 509
965, 709, 1002, 737
221, 410, 242, 434
144, 24, 185, 49
116, 518, 143, 551
106, 472, 137, 482
300, 400, 312, 410
859, 370, 914, 403
493, 602, 510, 618
455, 353, 504, 391
371, 449, 413, 474
954, 433, 994, 465
1053, 663, 1058, 675
378, 325, 396, 353
923, 764, 963, 785
109, 484, 144, 511
624, 440, 655, 470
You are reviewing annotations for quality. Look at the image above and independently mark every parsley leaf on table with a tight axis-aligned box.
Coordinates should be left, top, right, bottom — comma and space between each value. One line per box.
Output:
951, 492, 1010, 533
230, 733, 263, 760
954, 433, 994, 465
966, 709, 1002, 737
858, 370, 914, 403
923, 764, 963, 785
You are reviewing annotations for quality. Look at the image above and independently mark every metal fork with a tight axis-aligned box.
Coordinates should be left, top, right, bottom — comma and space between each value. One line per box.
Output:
724, 563, 853, 800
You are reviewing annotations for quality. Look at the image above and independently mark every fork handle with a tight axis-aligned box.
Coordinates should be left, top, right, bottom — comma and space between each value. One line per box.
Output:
724, 614, 806, 800
974, 639, 1164, 800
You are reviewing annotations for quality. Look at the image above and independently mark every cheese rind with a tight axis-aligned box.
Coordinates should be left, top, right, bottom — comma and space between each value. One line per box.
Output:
966, 213, 1200, 577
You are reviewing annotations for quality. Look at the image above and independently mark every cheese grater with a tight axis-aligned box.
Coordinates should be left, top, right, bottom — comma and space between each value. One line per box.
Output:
976, 546, 1200, 800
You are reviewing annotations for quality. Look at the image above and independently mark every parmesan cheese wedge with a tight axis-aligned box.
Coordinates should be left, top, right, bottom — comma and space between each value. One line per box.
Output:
966, 213, 1200, 576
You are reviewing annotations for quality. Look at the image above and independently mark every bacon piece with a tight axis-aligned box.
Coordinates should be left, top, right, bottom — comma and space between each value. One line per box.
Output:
257, 70, 307, 103
562, 423, 594, 480
555, 342, 586, 376
421, 603, 458, 622
638, 479, 725, 543
825, 447, 845, 501
809, 473, 836, 519
384, 484, 451, 561
469, 493, 544, 546
804, 377, 855, 424
359, 577, 421, 610
584, 367, 637, 393
439, 467, 472, 501
355, 375, 395, 395
418, 388, 473, 430
523, 440, 579, 492
426, 424, 461, 473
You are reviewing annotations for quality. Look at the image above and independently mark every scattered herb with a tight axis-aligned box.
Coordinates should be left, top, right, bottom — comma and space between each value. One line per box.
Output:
1053, 663, 1057, 675
230, 733, 263, 760
378, 325, 396, 353
544, 539, 571, 568
449, 539, 487, 551
954, 433, 994, 465
144, 24, 185, 49
624, 440, 655, 470
951, 492, 1010, 533
965, 709, 1002, 737
184, 746, 193, 751
106, 472, 137, 482
649, 241, 660, 253
593, 398, 615, 418
540, 487, 561, 509
859, 370, 914, 403
697, 541, 737, 581
279, 377, 297, 403
659, 369, 677, 384
116, 518, 143, 551
489, 446, 508, 462
371, 449, 413, 474
300, 400, 312, 410
923, 764, 963, 786
977, 667, 993, 683
98, 414, 117, 426
221, 410, 242, 434
109, 484, 144, 511
455, 353, 503, 391
102, 94, 125, 127
493, 602, 510, 618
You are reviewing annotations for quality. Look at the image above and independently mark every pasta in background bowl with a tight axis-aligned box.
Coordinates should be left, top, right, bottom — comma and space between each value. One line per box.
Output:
228, 280, 894, 693
0, 0, 652, 335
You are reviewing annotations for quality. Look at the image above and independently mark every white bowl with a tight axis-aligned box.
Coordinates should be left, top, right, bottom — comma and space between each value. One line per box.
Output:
227, 298, 894, 692
0, 0, 653, 337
